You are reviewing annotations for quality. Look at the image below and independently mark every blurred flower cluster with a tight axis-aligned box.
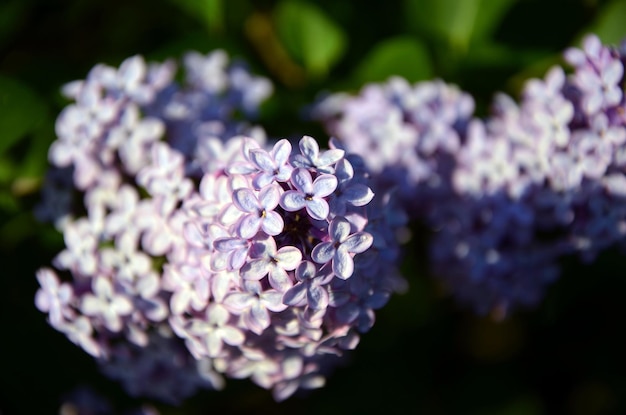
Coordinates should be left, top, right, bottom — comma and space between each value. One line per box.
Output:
35, 50, 407, 402
316, 34, 626, 317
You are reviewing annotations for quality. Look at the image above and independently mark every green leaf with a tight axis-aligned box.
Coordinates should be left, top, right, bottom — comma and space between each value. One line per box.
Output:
275, 0, 347, 78
586, 0, 626, 44
404, 0, 517, 51
0, 75, 48, 155
168, 0, 224, 32
353, 36, 433, 85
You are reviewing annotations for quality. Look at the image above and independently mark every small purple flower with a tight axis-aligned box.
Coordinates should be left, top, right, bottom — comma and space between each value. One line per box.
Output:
223, 281, 287, 335
34, 268, 74, 327
240, 236, 301, 292
280, 168, 338, 220
282, 261, 331, 310
248, 139, 294, 189
311, 217, 373, 279
290, 135, 344, 173
187, 304, 245, 358
80, 277, 134, 332
232, 184, 284, 238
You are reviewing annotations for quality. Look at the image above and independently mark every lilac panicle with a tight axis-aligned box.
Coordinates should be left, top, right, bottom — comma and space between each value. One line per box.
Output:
35, 50, 407, 403
35, 50, 271, 403
316, 34, 626, 317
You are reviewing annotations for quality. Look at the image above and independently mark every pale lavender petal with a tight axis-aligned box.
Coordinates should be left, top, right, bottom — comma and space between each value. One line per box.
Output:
230, 248, 249, 269
313, 174, 338, 197
206, 333, 223, 357
171, 290, 191, 314
249, 148, 275, 171
268, 267, 293, 292
241, 258, 270, 280
223, 292, 254, 313
308, 285, 329, 310
274, 246, 302, 270
261, 211, 284, 236
233, 188, 259, 213
329, 217, 351, 242
343, 184, 374, 206
262, 290, 288, 312
291, 169, 313, 194
282, 283, 307, 306
214, 237, 247, 252
305, 198, 329, 220
245, 303, 270, 334
295, 260, 317, 281
280, 190, 306, 211
259, 185, 280, 210
299, 135, 319, 159
221, 326, 245, 346
238, 215, 263, 239
333, 245, 354, 279
343, 232, 374, 253
272, 139, 292, 164
253, 172, 275, 189
311, 242, 335, 264
317, 149, 345, 167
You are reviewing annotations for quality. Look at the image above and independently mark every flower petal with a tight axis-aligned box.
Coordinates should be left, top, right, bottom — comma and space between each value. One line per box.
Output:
333, 245, 354, 279
308, 285, 329, 310
282, 283, 307, 306
290, 169, 313, 194
241, 258, 270, 280
274, 246, 302, 270
238, 215, 262, 239
233, 188, 259, 213
249, 148, 275, 171
313, 174, 338, 198
343, 184, 374, 206
329, 217, 351, 242
305, 198, 329, 220
280, 190, 306, 211
261, 211, 284, 236
317, 149, 345, 167
343, 232, 374, 254
272, 139, 292, 165
311, 242, 335, 264
299, 135, 319, 160
259, 185, 280, 210
268, 267, 293, 292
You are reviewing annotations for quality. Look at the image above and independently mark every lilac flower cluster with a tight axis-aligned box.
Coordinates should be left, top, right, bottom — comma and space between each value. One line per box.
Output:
35, 51, 406, 402
316, 35, 626, 317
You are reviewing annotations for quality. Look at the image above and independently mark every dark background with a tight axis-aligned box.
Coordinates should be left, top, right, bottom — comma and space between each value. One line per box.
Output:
2, 0, 626, 413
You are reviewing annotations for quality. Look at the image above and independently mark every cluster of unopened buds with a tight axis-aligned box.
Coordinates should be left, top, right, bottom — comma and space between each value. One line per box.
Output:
35, 50, 407, 403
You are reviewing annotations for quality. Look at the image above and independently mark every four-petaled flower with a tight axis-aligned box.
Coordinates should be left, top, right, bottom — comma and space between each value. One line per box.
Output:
233, 184, 284, 239
311, 217, 374, 279
282, 261, 332, 310
248, 139, 294, 189
223, 281, 288, 335
241, 236, 302, 292
290, 135, 345, 173
280, 169, 337, 221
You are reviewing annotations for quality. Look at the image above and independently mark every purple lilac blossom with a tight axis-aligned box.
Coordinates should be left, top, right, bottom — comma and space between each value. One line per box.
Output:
316, 34, 626, 317
35, 51, 407, 403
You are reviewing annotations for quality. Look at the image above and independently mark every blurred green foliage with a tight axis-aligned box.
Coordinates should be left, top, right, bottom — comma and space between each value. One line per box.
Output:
2, 0, 626, 414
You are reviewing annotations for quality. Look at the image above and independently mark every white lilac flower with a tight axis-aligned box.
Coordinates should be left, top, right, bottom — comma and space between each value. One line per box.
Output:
35, 50, 274, 402
316, 34, 626, 317
36, 50, 407, 404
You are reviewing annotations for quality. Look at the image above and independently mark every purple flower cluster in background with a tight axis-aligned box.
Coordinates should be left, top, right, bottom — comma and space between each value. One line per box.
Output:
316, 34, 626, 317
35, 51, 407, 402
